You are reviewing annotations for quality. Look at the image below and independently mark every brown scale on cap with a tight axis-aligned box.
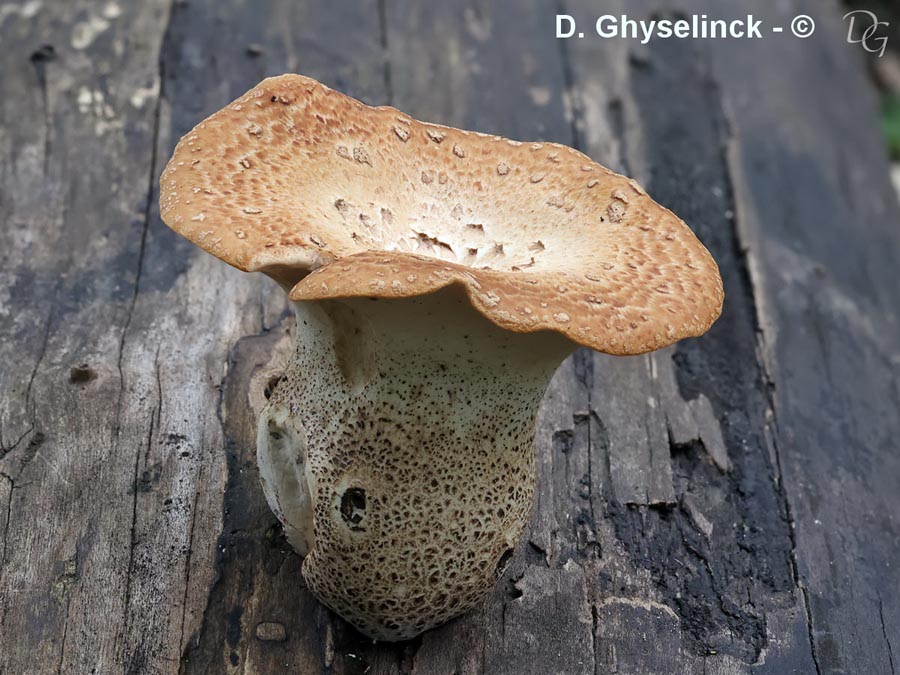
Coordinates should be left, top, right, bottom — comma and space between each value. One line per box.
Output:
160, 74, 722, 354
160, 74, 724, 641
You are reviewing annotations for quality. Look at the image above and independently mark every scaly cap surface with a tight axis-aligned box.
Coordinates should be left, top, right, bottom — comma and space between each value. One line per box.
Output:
160, 74, 723, 354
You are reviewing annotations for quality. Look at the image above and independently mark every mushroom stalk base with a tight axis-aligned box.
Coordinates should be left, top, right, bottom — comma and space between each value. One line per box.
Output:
257, 286, 572, 640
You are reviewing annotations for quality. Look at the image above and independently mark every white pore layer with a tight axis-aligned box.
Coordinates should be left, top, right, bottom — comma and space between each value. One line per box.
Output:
256, 286, 572, 640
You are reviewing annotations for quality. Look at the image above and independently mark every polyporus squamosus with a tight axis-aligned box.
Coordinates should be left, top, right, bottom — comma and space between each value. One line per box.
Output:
160, 74, 723, 641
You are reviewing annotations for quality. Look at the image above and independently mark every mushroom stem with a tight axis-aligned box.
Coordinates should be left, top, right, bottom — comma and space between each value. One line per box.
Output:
256, 285, 573, 640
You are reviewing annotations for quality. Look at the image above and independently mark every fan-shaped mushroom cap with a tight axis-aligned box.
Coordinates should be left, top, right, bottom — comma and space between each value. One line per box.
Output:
160, 74, 722, 355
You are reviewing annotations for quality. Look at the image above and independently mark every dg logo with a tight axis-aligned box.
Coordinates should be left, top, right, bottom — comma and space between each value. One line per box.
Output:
843, 10, 890, 58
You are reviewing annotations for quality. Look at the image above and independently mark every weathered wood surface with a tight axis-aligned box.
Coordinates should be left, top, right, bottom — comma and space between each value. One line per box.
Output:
1, 0, 898, 673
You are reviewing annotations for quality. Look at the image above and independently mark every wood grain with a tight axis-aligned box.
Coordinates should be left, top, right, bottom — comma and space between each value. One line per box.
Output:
0, 1, 897, 674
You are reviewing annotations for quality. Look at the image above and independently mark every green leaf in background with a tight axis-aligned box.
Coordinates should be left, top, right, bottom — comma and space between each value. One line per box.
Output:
882, 94, 900, 159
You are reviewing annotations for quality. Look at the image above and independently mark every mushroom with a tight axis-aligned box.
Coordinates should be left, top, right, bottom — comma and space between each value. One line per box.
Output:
159, 74, 723, 641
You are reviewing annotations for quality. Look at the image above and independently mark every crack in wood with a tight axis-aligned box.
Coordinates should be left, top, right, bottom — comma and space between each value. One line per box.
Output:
585, 21, 801, 664
801, 584, 823, 675
177, 458, 203, 658
120, 391, 160, 658
376, 0, 393, 105
0, 295, 56, 465
112, 0, 175, 659
879, 597, 896, 675
718, 47, 823, 675
0, 472, 13, 575
28, 34, 54, 175
177, 328, 242, 673
53, 553, 81, 675
54, 595, 72, 675
554, 0, 583, 152
0, 476, 12, 645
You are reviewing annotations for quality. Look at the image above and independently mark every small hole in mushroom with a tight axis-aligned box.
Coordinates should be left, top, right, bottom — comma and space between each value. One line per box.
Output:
340, 487, 367, 530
